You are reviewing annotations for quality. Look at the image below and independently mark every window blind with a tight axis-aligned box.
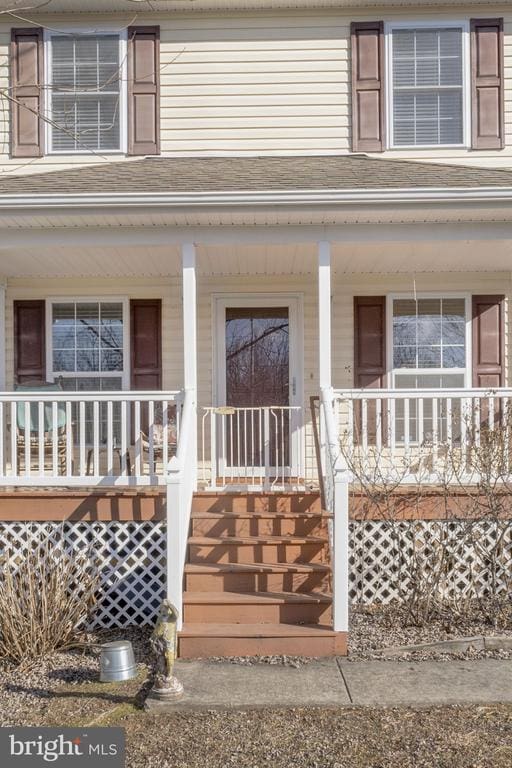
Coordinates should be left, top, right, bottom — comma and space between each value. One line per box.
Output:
50, 35, 121, 152
392, 27, 464, 146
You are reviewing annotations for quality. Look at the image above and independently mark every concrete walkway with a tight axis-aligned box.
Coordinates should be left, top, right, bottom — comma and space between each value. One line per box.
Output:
145, 658, 512, 711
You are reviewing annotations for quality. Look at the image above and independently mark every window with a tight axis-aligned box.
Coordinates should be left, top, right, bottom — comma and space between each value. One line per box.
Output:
390, 296, 469, 441
50, 300, 127, 391
388, 24, 468, 147
47, 33, 126, 153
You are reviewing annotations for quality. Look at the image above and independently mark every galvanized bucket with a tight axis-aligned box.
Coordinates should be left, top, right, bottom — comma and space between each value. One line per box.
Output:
99, 640, 137, 683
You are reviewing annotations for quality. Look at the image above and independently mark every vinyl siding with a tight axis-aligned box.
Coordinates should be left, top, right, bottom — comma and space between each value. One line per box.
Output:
0, 8, 512, 172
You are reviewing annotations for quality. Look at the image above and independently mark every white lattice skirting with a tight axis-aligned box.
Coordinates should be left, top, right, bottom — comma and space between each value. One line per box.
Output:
0, 520, 510, 628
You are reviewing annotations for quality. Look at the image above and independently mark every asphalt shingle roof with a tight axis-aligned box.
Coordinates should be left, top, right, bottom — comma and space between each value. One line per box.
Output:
2, 155, 512, 196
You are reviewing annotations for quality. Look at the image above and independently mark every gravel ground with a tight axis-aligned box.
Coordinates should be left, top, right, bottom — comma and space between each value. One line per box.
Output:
121, 705, 512, 768
349, 604, 512, 661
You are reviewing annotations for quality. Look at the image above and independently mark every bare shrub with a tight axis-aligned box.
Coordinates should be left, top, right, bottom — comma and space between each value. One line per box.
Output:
342, 397, 512, 629
0, 528, 99, 666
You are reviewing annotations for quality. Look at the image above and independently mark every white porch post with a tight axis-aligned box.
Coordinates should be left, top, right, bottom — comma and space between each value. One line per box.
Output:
182, 242, 197, 395
182, 242, 197, 491
0, 283, 5, 390
318, 241, 332, 390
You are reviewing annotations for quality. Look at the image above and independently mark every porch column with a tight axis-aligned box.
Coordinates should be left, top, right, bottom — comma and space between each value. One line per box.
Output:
0, 283, 6, 390
182, 242, 197, 394
318, 241, 332, 390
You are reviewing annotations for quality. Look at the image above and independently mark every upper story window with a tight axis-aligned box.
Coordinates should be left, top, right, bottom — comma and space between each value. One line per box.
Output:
387, 24, 469, 148
47, 33, 127, 154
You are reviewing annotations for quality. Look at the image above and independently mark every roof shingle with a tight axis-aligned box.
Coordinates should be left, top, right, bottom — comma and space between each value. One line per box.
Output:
1, 155, 512, 196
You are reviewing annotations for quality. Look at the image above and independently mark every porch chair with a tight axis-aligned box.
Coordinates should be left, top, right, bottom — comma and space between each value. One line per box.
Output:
15, 382, 68, 474
140, 404, 178, 472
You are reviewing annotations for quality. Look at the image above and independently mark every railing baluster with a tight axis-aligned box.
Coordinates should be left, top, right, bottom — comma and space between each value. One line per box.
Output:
78, 401, 86, 476
93, 400, 100, 477
121, 400, 128, 476
107, 400, 114, 477
221, 412, 226, 486
65, 401, 73, 478
361, 399, 368, 451
162, 400, 169, 476
52, 401, 58, 476
446, 397, 452, 448
403, 397, 410, 457
24, 400, 30, 478
148, 400, 155, 474
10, 401, 17, 477
432, 397, 438, 465
417, 397, 424, 448
38, 401, 45, 476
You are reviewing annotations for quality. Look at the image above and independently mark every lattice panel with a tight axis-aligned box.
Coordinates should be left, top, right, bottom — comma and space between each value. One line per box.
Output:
349, 520, 512, 604
1, 520, 510, 628
0, 522, 166, 628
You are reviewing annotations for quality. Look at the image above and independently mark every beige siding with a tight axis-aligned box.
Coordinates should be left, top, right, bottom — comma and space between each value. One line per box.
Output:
0, 8, 511, 172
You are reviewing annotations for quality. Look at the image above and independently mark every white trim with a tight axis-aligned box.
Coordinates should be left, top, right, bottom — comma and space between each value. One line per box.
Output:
45, 296, 130, 389
0, 283, 5, 390
44, 28, 128, 156
4, 186, 512, 211
386, 291, 472, 388
385, 20, 471, 151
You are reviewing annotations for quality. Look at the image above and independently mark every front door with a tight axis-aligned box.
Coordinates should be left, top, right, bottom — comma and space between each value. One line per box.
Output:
214, 295, 303, 484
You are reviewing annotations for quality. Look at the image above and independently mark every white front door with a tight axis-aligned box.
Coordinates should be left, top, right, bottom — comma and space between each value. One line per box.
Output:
213, 294, 303, 484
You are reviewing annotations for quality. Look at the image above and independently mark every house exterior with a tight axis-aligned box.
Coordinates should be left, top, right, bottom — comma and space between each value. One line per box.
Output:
0, 0, 512, 656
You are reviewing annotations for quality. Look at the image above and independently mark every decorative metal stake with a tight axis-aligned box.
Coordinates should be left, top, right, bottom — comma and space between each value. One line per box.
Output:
147, 599, 184, 702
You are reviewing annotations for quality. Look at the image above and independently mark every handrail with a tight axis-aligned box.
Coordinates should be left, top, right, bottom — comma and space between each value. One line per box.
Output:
334, 387, 512, 399
0, 390, 181, 402
166, 388, 197, 630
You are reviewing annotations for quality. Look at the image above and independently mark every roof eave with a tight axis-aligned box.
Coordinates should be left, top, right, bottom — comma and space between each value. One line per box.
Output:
1, 185, 512, 210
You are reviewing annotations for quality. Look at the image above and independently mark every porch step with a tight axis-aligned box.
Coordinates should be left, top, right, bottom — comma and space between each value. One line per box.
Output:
192, 492, 322, 515
180, 492, 342, 658
179, 623, 346, 658
183, 590, 332, 624
191, 512, 329, 537
188, 535, 328, 565
184, 561, 331, 593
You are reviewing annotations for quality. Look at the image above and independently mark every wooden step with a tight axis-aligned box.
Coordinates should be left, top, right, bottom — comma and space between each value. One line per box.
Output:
184, 561, 331, 593
192, 492, 322, 516
178, 623, 347, 658
191, 512, 329, 538
188, 535, 328, 565
183, 590, 332, 624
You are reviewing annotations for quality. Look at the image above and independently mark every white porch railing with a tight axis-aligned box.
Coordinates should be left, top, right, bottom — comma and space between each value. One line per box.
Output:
166, 388, 197, 630
319, 387, 349, 634
201, 405, 305, 490
0, 390, 182, 486
334, 387, 512, 483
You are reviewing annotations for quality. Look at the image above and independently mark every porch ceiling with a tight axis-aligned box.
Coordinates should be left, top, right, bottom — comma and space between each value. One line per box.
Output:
1, 237, 512, 279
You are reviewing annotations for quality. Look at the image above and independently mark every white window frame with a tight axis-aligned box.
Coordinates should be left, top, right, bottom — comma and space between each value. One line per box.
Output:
386, 292, 472, 389
45, 297, 130, 390
44, 28, 128, 155
385, 20, 471, 150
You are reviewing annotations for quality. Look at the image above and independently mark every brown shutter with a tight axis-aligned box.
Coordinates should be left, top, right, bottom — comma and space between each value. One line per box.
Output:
471, 19, 504, 150
354, 296, 386, 388
14, 300, 46, 384
354, 296, 387, 445
472, 295, 504, 387
11, 28, 44, 157
351, 21, 385, 152
130, 299, 162, 390
127, 26, 160, 156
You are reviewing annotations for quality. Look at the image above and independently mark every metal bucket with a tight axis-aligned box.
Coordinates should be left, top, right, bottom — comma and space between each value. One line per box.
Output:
99, 640, 137, 682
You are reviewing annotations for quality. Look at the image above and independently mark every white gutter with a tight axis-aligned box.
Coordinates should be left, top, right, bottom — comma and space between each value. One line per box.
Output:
1, 185, 512, 209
